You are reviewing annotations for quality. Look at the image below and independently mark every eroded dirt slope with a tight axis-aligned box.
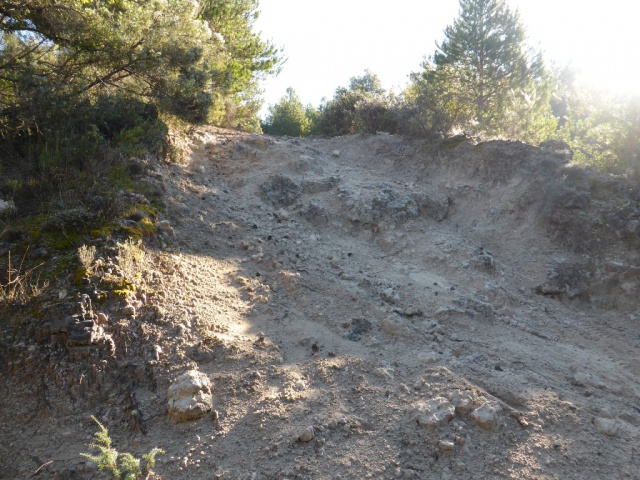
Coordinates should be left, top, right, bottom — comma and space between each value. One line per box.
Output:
2, 128, 640, 479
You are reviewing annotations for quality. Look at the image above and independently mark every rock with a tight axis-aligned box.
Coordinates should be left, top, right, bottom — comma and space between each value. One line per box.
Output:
471, 403, 500, 430
373, 367, 394, 380
278, 271, 300, 290
301, 176, 340, 194
438, 440, 455, 453
571, 372, 606, 390
292, 155, 316, 173
167, 370, 213, 423
593, 417, 619, 436
608, 204, 640, 239
157, 220, 175, 237
409, 397, 455, 429
83, 459, 98, 473
413, 378, 426, 390
454, 295, 494, 318
122, 304, 136, 316
423, 195, 452, 222
345, 317, 372, 341
395, 306, 423, 318
0, 198, 16, 216
471, 247, 495, 272
42, 208, 94, 232
298, 337, 314, 346
371, 187, 421, 222
382, 316, 409, 338
434, 306, 467, 321
298, 426, 315, 442
125, 192, 151, 205
301, 201, 329, 226
260, 175, 301, 207
380, 288, 400, 305
564, 191, 590, 210
152, 344, 163, 361
450, 390, 475, 415
88, 195, 105, 211
331, 150, 340, 157
535, 284, 565, 296
401, 469, 416, 479
273, 209, 291, 221
417, 351, 439, 364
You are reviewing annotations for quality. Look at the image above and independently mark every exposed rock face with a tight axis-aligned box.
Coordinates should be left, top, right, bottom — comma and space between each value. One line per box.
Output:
260, 175, 301, 207
167, 370, 213, 423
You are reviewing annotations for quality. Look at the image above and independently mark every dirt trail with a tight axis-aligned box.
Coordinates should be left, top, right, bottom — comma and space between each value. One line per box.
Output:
2, 128, 640, 479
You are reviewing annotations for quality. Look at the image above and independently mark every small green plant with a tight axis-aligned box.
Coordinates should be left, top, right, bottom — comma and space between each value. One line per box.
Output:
78, 244, 97, 275
81, 416, 164, 480
117, 238, 145, 280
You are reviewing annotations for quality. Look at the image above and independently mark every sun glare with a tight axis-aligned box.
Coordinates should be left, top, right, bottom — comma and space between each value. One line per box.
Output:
256, 0, 640, 109
513, 0, 640, 97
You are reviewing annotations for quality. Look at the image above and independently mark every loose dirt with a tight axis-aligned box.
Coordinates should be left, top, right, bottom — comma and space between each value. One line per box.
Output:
2, 128, 639, 479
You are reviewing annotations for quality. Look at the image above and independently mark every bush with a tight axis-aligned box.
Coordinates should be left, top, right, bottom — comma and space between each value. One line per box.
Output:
353, 95, 398, 134
262, 88, 311, 137
81, 416, 164, 480
315, 71, 396, 136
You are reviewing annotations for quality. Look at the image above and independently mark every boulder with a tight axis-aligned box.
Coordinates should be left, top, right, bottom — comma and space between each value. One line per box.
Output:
167, 370, 213, 423
471, 403, 500, 430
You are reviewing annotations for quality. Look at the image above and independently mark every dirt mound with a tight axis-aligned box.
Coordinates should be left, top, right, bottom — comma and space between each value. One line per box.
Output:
2, 128, 640, 479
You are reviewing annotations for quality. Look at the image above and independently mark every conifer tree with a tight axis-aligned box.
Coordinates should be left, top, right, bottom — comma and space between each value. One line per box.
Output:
433, 0, 544, 132
263, 88, 310, 137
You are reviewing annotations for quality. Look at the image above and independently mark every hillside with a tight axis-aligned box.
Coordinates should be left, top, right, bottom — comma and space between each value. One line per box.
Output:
1, 129, 640, 479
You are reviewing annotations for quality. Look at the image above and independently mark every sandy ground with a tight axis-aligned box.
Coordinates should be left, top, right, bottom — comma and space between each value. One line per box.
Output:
1, 128, 639, 479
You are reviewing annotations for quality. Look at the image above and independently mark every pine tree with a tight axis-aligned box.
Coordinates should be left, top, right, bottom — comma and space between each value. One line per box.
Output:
263, 88, 310, 137
0, 0, 281, 134
433, 0, 544, 132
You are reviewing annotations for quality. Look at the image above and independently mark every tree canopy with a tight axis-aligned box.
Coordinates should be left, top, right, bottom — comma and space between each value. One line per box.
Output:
0, 0, 281, 137
426, 0, 553, 138
262, 87, 310, 137
315, 70, 396, 136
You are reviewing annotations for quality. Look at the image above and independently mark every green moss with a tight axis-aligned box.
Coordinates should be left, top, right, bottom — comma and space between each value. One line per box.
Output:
119, 217, 158, 239
73, 266, 88, 287
112, 287, 135, 298
90, 225, 114, 239
440, 135, 469, 149
41, 230, 83, 251
101, 274, 136, 297
140, 217, 157, 236
108, 165, 136, 191
120, 223, 143, 239
137, 203, 158, 219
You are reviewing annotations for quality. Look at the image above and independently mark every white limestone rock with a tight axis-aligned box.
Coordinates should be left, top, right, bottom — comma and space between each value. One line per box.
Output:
409, 397, 455, 429
167, 370, 213, 423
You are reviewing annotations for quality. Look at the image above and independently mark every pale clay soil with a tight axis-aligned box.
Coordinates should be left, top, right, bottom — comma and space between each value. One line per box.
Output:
2, 127, 640, 479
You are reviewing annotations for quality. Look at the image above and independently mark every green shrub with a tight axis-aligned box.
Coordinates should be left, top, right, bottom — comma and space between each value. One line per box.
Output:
81, 416, 164, 480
